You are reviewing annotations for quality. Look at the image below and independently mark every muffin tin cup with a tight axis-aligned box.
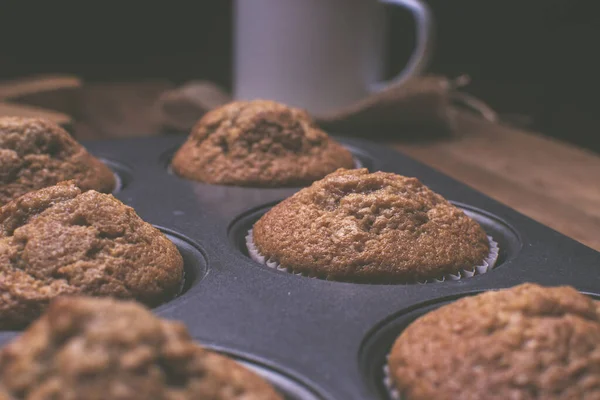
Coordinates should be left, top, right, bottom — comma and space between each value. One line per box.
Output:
369, 289, 600, 400
246, 229, 499, 284
97, 157, 132, 193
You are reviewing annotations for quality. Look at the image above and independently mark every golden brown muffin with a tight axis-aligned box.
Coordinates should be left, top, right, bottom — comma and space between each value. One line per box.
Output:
171, 100, 355, 187
0, 117, 116, 206
0, 182, 184, 329
251, 168, 491, 283
0, 296, 282, 400
388, 283, 600, 400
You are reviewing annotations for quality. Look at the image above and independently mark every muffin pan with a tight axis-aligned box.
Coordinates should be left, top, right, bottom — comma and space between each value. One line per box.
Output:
1, 133, 599, 399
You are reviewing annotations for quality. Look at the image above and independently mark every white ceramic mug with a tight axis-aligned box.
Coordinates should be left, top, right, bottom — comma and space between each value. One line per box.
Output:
233, 0, 433, 115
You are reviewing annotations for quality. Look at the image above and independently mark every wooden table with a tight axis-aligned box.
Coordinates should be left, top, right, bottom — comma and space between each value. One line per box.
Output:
2, 78, 599, 252
396, 111, 600, 251
0, 75, 80, 127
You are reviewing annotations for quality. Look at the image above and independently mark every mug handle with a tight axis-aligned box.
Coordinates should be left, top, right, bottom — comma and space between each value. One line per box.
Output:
370, 0, 434, 92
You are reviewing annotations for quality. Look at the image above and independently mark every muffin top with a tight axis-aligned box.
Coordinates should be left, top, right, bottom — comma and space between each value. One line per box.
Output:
0, 182, 183, 329
0, 117, 115, 206
252, 168, 490, 282
0, 296, 282, 400
388, 283, 600, 400
171, 100, 355, 187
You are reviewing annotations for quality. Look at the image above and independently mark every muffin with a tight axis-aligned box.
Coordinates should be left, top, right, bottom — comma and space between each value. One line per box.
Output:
0, 117, 116, 206
171, 99, 355, 187
249, 168, 496, 283
387, 283, 600, 399
0, 181, 183, 329
0, 296, 282, 400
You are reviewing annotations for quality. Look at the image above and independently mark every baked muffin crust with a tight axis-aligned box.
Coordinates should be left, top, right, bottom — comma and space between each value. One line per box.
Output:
0, 117, 115, 206
0, 296, 282, 400
171, 100, 355, 187
0, 182, 183, 329
388, 283, 600, 400
252, 168, 490, 282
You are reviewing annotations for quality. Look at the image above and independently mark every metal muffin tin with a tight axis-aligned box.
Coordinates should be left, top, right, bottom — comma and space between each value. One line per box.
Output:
1, 133, 599, 399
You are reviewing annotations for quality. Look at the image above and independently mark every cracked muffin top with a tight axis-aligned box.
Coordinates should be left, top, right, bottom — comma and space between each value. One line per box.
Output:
252, 168, 490, 282
388, 283, 600, 400
0, 296, 282, 400
0, 182, 183, 329
0, 117, 115, 206
171, 100, 355, 187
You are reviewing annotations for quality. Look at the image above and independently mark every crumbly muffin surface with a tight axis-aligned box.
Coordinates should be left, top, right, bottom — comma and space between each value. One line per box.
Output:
252, 168, 489, 282
0, 182, 183, 329
0, 296, 282, 400
0, 117, 115, 206
389, 283, 600, 400
171, 100, 355, 187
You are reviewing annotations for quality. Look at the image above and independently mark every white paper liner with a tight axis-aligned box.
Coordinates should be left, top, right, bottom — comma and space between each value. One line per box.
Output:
383, 354, 401, 399
246, 229, 318, 278
112, 171, 123, 193
246, 229, 499, 283
175, 265, 187, 297
417, 235, 499, 284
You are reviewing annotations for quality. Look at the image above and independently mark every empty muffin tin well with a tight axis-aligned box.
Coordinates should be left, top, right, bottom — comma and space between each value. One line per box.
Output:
1, 133, 597, 400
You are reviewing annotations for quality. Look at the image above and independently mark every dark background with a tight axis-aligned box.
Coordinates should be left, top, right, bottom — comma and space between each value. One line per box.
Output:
1, 1, 598, 151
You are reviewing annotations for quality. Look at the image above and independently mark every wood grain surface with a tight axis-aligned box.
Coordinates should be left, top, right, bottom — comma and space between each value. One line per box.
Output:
0, 102, 71, 128
396, 111, 600, 251
0, 75, 81, 128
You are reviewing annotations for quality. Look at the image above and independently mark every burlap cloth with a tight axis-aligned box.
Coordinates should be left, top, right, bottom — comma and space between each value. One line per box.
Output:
156, 75, 498, 138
